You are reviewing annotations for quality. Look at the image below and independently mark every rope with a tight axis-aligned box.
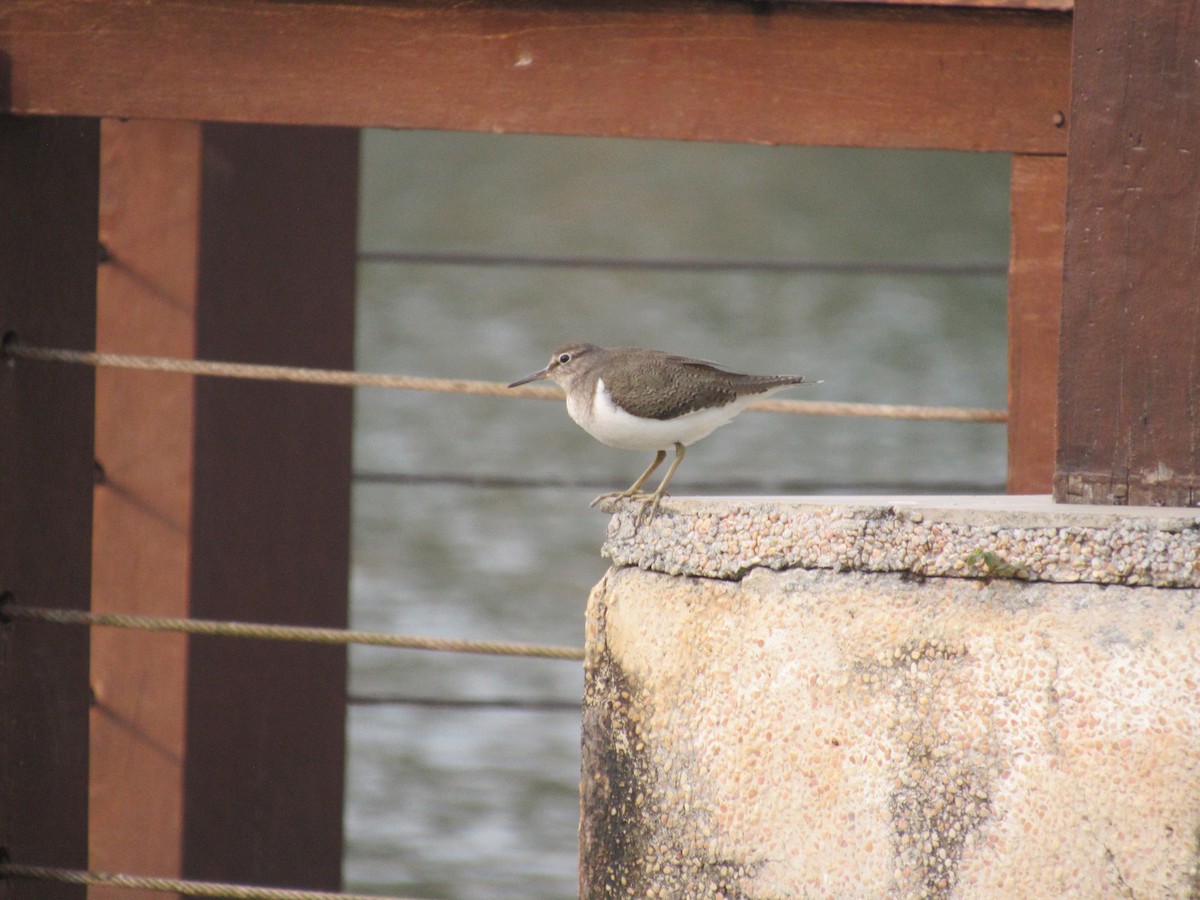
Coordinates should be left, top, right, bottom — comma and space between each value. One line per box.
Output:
750, 396, 1004, 423
6, 343, 558, 400
3, 605, 584, 661
5, 344, 1006, 423
0, 862, 425, 900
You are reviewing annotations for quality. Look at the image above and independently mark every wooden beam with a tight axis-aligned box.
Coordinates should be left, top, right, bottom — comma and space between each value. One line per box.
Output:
0, 115, 98, 899
0, 0, 1069, 152
1056, 1, 1200, 506
90, 118, 202, 900
826, 0, 1070, 7
88, 122, 357, 894
182, 123, 357, 891
1007, 154, 1065, 494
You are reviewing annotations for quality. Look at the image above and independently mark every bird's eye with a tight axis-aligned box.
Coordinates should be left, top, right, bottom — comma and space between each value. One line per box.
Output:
557, 353, 572, 364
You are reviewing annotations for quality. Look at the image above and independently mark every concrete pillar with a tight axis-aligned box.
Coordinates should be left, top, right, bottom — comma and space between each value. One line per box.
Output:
581, 497, 1200, 898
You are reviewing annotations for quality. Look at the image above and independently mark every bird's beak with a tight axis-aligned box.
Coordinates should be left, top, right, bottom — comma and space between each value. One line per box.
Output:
507, 366, 551, 388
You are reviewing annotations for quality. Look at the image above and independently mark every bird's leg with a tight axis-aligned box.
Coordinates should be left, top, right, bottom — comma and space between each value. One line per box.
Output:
590, 449, 667, 508
635, 442, 686, 527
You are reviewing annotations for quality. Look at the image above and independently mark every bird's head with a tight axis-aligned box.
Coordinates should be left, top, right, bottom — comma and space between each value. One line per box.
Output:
507, 342, 601, 390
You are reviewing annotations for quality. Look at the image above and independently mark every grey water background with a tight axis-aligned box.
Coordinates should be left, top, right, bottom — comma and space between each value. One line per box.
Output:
344, 130, 1010, 898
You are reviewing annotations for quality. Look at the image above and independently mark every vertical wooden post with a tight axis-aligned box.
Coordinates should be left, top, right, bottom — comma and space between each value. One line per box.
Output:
88, 122, 357, 894
1007, 154, 1066, 494
1056, 1, 1200, 506
183, 124, 358, 891
0, 115, 99, 899
90, 118, 202, 899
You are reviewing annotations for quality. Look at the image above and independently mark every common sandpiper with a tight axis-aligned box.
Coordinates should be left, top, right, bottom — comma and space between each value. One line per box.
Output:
508, 342, 817, 525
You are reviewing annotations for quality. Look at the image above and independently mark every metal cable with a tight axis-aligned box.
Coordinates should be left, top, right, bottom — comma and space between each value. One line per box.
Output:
3, 605, 584, 661
357, 248, 1009, 278
352, 470, 1006, 494
5, 343, 1006, 423
347, 695, 579, 712
0, 862, 423, 900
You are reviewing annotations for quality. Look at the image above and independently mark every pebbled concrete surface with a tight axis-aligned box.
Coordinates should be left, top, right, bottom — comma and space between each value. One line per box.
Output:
601, 495, 1200, 588
581, 496, 1200, 898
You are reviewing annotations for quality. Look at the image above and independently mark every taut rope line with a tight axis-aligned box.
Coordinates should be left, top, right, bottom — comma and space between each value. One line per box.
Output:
0, 861, 425, 900
3, 604, 584, 661
6, 343, 1006, 424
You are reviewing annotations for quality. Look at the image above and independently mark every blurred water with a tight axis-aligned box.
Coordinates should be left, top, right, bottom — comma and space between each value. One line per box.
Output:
345, 130, 1010, 898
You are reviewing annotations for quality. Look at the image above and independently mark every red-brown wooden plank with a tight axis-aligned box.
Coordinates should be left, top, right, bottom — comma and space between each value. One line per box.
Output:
90, 118, 202, 900
825, 0, 1070, 7
1007, 154, 1066, 494
182, 123, 357, 891
0, 115, 98, 899
0, 0, 1070, 153
1056, 1, 1200, 507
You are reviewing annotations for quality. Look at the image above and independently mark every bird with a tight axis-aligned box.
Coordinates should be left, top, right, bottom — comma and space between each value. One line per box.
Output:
508, 342, 816, 525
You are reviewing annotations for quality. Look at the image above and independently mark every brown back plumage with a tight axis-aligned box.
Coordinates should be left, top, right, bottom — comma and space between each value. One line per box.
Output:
595, 347, 808, 420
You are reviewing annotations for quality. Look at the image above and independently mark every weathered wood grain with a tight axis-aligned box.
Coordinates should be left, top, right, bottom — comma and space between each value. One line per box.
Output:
1056, 1, 1200, 506
1, 0, 1070, 152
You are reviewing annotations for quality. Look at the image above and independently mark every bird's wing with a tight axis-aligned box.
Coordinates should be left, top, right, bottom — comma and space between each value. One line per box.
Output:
604, 353, 741, 420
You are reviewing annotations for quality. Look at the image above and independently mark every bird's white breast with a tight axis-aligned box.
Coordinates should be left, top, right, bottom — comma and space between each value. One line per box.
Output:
567, 377, 762, 451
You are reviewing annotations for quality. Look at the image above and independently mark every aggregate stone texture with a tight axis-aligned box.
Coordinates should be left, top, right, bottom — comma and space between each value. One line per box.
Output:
581, 497, 1200, 898
601, 495, 1200, 588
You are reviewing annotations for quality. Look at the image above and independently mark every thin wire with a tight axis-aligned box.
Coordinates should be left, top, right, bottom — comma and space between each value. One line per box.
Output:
3, 605, 584, 662
352, 470, 1007, 494
347, 695, 579, 712
6, 344, 1006, 423
357, 249, 1009, 278
0, 862, 424, 900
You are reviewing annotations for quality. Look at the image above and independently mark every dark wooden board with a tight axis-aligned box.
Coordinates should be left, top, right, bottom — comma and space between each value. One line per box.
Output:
1056, 1, 1200, 506
183, 123, 358, 891
0, 115, 98, 899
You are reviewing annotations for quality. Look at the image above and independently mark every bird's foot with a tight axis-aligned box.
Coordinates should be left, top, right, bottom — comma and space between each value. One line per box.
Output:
591, 488, 671, 528
633, 492, 667, 528
590, 489, 652, 510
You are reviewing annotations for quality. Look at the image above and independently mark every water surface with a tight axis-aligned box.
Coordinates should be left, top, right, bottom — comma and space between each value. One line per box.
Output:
346, 130, 1009, 898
